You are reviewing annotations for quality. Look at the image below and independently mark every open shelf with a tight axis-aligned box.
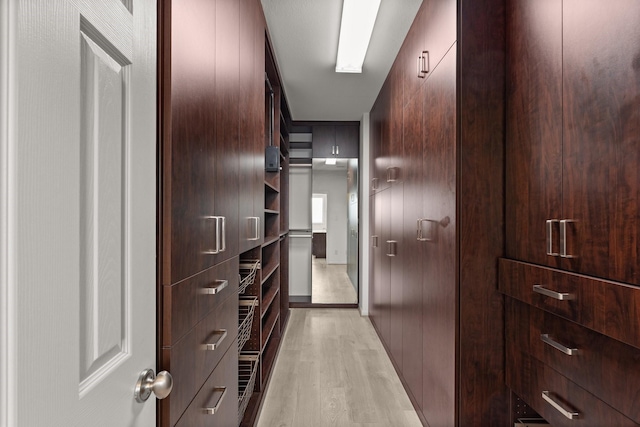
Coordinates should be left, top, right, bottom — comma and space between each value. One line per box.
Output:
261, 276, 280, 318
261, 301, 280, 349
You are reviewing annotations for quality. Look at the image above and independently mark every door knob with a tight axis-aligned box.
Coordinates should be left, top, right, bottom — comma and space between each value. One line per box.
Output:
134, 369, 173, 403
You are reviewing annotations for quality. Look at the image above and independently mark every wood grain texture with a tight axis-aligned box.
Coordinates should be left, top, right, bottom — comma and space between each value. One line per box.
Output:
505, 0, 563, 268
256, 309, 422, 427
561, 0, 640, 285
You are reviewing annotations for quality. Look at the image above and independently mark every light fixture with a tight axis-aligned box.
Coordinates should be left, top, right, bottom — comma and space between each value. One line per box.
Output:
335, 0, 382, 73
325, 157, 337, 165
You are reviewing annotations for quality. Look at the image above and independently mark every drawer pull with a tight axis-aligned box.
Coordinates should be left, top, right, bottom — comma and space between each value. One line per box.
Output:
386, 240, 397, 257
203, 386, 227, 415
542, 390, 579, 419
541, 334, 579, 356
201, 280, 229, 295
202, 329, 227, 351
533, 285, 575, 301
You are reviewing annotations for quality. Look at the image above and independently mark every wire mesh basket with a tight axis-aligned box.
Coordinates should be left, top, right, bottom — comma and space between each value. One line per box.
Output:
238, 352, 260, 423
238, 296, 258, 353
238, 259, 260, 294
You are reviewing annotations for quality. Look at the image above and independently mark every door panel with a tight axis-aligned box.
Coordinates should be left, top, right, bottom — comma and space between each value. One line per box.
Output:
562, 0, 640, 285
9, 0, 157, 425
505, 0, 563, 268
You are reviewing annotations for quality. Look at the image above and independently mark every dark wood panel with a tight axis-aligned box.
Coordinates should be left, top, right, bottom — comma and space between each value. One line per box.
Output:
389, 183, 404, 368
334, 124, 359, 158
505, 0, 563, 268
401, 85, 424, 408
311, 125, 334, 158
387, 64, 403, 184
561, 0, 640, 285
421, 48, 456, 427
458, 0, 508, 423
164, 0, 218, 283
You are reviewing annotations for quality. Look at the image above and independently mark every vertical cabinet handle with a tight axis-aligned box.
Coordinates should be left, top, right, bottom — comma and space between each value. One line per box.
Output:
202, 329, 228, 351
371, 177, 379, 190
542, 391, 579, 420
417, 51, 430, 78
386, 240, 397, 256
203, 216, 226, 254
332, 146, 335, 155
203, 387, 227, 415
201, 279, 229, 295
546, 219, 559, 256
371, 235, 379, 248
336, 145, 339, 155
386, 167, 399, 183
540, 334, 579, 356
533, 285, 575, 301
417, 218, 435, 242
559, 219, 577, 258
248, 217, 260, 241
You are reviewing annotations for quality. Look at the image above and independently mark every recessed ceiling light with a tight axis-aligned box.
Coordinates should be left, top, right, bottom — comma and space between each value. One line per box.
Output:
335, 0, 382, 73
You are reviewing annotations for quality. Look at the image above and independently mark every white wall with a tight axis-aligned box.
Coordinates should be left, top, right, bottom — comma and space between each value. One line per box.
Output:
359, 113, 370, 315
312, 169, 348, 264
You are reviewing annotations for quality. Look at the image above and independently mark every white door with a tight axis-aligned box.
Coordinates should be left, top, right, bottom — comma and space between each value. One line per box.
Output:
1, 0, 160, 426
289, 166, 313, 297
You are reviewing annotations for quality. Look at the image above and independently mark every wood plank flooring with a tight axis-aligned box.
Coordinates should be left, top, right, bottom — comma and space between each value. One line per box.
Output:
312, 258, 358, 304
256, 309, 422, 427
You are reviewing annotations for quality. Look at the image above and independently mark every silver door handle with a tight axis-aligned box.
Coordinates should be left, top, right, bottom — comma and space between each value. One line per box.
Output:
386, 167, 399, 183
546, 219, 559, 256
541, 334, 578, 356
290, 234, 312, 238
542, 391, 579, 419
371, 235, 378, 248
201, 279, 228, 295
533, 285, 575, 301
134, 369, 173, 402
559, 219, 577, 258
203, 216, 225, 254
386, 240, 397, 256
248, 217, 260, 241
417, 50, 429, 78
203, 387, 227, 414
202, 329, 228, 351
336, 145, 339, 155
332, 146, 335, 155
219, 216, 226, 252
417, 218, 435, 242
371, 178, 379, 190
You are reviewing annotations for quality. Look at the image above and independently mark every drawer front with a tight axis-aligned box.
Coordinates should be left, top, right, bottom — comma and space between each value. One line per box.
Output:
499, 258, 590, 325
162, 293, 239, 426
509, 298, 640, 423
499, 258, 640, 349
176, 339, 239, 427
164, 256, 239, 345
508, 351, 638, 427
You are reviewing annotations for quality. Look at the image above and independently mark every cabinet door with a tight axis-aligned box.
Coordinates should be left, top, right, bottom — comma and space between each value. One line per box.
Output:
389, 183, 404, 368
421, 48, 456, 427
505, 0, 563, 269
370, 189, 391, 343
401, 86, 424, 408
370, 93, 387, 194
387, 64, 403, 183
562, 0, 640, 285
334, 125, 359, 158
311, 125, 335, 158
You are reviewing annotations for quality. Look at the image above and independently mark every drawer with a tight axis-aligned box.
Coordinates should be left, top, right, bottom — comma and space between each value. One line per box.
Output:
500, 258, 590, 325
161, 294, 239, 427
508, 351, 638, 427
499, 258, 640, 349
175, 338, 239, 427
163, 256, 239, 345
507, 298, 640, 423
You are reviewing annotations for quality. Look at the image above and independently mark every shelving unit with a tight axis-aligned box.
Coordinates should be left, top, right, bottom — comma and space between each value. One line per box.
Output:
238, 34, 291, 427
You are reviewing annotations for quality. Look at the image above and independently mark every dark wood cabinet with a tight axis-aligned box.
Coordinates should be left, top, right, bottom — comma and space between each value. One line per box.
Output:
506, 0, 640, 285
311, 232, 326, 258
504, 1, 640, 423
312, 123, 359, 159
368, 0, 507, 425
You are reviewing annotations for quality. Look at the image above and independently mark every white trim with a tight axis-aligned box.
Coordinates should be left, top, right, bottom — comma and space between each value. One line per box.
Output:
358, 113, 370, 316
0, 1, 15, 426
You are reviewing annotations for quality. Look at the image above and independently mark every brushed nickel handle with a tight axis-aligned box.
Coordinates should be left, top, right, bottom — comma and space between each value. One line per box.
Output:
202, 216, 222, 254
533, 285, 575, 301
417, 56, 423, 78
332, 145, 335, 155
201, 279, 228, 295
541, 334, 578, 356
371, 177, 379, 190
559, 219, 577, 258
417, 51, 430, 78
219, 216, 226, 252
134, 369, 173, 402
417, 218, 435, 242
542, 390, 579, 419
546, 219, 559, 256
203, 387, 227, 415
336, 145, 339, 155
386, 167, 399, 183
248, 217, 260, 241
371, 235, 378, 248
202, 329, 228, 351
386, 240, 397, 256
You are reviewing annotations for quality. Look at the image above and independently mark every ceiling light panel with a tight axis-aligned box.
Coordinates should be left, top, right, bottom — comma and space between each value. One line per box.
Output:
335, 0, 382, 73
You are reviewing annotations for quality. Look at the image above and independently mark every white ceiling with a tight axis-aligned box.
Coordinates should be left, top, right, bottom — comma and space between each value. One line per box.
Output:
261, 0, 423, 122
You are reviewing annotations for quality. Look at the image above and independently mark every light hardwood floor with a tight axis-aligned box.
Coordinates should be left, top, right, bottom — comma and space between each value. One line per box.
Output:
256, 309, 422, 427
312, 258, 358, 304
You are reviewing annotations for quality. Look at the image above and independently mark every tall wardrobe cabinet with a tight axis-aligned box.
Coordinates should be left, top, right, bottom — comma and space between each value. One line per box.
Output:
369, 0, 508, 425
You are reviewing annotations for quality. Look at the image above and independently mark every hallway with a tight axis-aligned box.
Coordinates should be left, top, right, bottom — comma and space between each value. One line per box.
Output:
256, 309, 422, 426
311, 258, 358, 304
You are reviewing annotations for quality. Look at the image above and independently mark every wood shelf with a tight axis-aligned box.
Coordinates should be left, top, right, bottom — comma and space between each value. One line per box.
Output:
261, 307, 280, 349
264, 209, 279, 215
261, 285, 279, 318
